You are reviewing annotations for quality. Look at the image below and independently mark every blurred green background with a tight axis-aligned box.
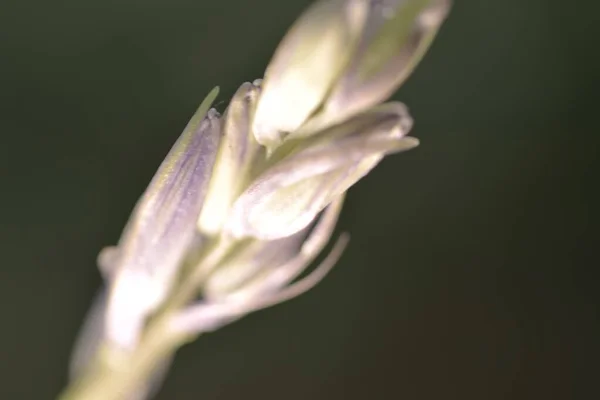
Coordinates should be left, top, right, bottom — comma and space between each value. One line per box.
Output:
1, 0, 597, 399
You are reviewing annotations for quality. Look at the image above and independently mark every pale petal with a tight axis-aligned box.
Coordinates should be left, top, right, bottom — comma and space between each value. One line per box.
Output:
169, 196, 348, 335
325, 0, 452, 120
198, 82, 264, 235
202, 227, 309, 300
252, 0, 369, 148
105, 88, 222, 348
167, 235, 349, 335
226, 107, 415, 239
286, 100, 412, 143
227, 194, 346, 301
242, 233, 349, 312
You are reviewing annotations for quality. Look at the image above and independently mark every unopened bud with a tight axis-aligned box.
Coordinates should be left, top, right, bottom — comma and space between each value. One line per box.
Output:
252, 0, 370, 148
198, 81, 263, 235
105, 88, 222, 348
226, 103, 417, 240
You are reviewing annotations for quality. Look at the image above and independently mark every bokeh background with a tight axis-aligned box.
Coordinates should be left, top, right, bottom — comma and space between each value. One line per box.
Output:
1, 0, 598, 399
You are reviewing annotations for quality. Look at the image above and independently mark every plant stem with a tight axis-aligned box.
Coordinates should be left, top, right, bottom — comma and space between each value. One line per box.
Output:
58, 315, 185, 400
58, 238, 235, 400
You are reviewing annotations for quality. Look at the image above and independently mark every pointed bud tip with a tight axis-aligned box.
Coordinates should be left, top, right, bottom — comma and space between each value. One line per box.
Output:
252, 0, 371, 147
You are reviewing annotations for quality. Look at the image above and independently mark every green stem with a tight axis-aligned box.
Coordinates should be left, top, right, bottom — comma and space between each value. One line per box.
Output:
58, 238, 236, 400
58, 316, 184, 400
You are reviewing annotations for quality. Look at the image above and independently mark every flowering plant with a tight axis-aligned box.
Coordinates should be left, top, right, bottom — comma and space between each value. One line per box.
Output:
60, 1, 451, 399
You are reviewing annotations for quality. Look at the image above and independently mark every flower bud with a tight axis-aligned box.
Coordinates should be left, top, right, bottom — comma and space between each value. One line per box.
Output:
198, 81, 264, 235
321, 0, 452, 123
105, 88, 222, 348
202, 227, 309, 300
226, 103, 417, 240
224, 194, 345, 303
252, 0, 370, 148
253, 0, 451, 145
170, 196, 347, 335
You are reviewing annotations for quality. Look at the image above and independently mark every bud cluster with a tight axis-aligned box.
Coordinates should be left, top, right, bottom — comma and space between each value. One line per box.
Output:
69, 1, 451, 392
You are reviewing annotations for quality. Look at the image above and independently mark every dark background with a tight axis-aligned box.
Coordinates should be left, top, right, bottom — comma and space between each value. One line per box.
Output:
1, 0, 598, 399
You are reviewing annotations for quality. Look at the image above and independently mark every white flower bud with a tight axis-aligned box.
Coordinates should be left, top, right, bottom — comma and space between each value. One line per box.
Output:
252, 0, 370, 148
253, 0, 451, 145
321, 0, 452, 124
226, 103, 417, 240
170, 196, 347, 335
198, 81, 264, 235
104, 88, 222, 348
